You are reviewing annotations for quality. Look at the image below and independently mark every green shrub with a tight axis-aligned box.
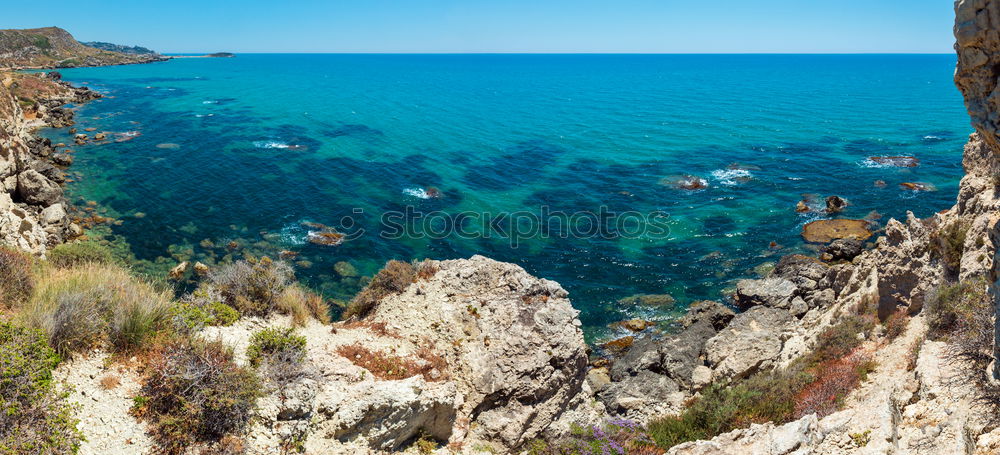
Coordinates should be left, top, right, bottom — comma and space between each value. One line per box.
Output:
812, 315, 873, 363
926, 279, 990, 339
343, 260, 415, 320
0, 247, 35, 309
18, 263, 172, 356
136, 338, 263, 454
0, 322, 82, 454
47, 240, 118, 268
648, 368, 810, 448
171, 288, 240, 333
930, 220, 971, 274
208, 257, 294, 317
246, 327, 306, 368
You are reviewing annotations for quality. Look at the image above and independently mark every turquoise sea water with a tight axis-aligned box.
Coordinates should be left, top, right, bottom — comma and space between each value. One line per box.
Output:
43, 54, 969, 342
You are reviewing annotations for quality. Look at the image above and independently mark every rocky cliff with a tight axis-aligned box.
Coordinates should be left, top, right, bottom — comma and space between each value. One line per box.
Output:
0, 27, 165, 69
0, 71, 97, 255
595, 1, 1000, 453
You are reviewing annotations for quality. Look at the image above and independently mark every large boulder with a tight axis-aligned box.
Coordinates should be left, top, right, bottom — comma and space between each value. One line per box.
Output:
366, 255, 599, 449
733, 277, 797, 310
704, 306, 794, 381
16, 169, 62, 206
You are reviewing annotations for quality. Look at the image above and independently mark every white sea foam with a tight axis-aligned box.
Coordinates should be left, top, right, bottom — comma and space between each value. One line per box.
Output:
202, 100, 219, 104
403, 187, 431, 199
194, 113, 214, 118
277, 223, 308, 246
857, 159, 890, 169
254, 141, 292, 149
710, 168, 752, 185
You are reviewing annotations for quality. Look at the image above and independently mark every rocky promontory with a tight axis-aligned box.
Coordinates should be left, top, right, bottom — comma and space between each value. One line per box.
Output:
0, 27, 166, 69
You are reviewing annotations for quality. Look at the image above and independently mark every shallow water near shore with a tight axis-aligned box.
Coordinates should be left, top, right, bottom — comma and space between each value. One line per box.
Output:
42, 54, 968, 343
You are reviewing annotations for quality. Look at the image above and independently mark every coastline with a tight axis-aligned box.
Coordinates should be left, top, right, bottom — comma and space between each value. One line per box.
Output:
2, 17, 1000, 454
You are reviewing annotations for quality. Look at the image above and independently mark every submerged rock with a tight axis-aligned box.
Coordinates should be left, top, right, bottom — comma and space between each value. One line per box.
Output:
609, 319, 655, 333
801, 219, 872, 243
617, 293, 676, 307
661, 174, 708, 190
868, 156, 920, 167
899, 182, 936, 191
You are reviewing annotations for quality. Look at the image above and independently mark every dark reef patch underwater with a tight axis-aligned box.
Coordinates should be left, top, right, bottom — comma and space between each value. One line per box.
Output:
43, 54, 968, 342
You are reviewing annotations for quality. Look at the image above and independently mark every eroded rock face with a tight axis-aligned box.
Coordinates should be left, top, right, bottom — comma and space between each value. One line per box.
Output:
367, 255, 601, 449
956, 0, 1000, 152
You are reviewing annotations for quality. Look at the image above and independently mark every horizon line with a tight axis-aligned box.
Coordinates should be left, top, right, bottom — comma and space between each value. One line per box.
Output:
161, 51, 956, 55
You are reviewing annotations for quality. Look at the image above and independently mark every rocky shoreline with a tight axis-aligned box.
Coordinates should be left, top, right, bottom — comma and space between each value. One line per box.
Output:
0, 70, 108, 255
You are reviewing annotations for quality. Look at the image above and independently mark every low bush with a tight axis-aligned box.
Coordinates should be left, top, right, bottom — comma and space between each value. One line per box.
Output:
135, 338, 263, 454
793, 353, 875, 418
47, 240, 118, 268
246, 327, 306, 367
812, 315, 874, 363
930, 220, 971, 274
883, 309, 909, 342
343, 260, 415, 320
209, 257, 294, 317
17, 263, 172, 356
277, 284, 331, 325
527, 419, 664, 455
0, 247, 35, 309
926, 279, 989, 339
0, 322, 82, 454
171, 288, 240, 333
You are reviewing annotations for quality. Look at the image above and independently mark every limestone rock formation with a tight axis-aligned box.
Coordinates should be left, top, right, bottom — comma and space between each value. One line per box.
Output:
190, 256, 602, 454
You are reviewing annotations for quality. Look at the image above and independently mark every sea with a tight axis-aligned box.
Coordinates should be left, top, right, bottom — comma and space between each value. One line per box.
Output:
40, 54, 970, 342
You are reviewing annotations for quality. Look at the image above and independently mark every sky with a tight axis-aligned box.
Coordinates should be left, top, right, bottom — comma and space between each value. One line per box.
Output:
4, 0, 955, 53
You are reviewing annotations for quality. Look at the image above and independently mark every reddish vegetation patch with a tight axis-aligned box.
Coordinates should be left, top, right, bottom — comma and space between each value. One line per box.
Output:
340, 320, 402, 339
794, 351, 874, 418
337, 343, 448, 381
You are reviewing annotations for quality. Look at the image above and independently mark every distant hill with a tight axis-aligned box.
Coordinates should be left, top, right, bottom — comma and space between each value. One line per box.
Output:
82, 41, 157, 55
0, 27, 164, 69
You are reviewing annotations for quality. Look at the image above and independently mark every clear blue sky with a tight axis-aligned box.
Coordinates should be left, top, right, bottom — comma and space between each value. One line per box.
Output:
4, 0, 955, 53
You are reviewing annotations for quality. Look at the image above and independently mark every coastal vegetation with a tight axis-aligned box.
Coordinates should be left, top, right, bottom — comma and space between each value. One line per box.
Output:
646, 315, 876, 448
0, 239, 334, 453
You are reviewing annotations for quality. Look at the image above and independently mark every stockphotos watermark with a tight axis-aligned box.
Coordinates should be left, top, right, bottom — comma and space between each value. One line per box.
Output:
333, 206, 671, 247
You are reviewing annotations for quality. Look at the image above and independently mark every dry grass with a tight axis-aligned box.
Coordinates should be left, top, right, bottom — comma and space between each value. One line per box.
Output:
336, 343, 448, 381
277, 284, 330, 325
343, 260, 415, 320
15, 263, 172, 356
99, 374, 121, 390
0, 247, 35, 310
208, 257, 294, 317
